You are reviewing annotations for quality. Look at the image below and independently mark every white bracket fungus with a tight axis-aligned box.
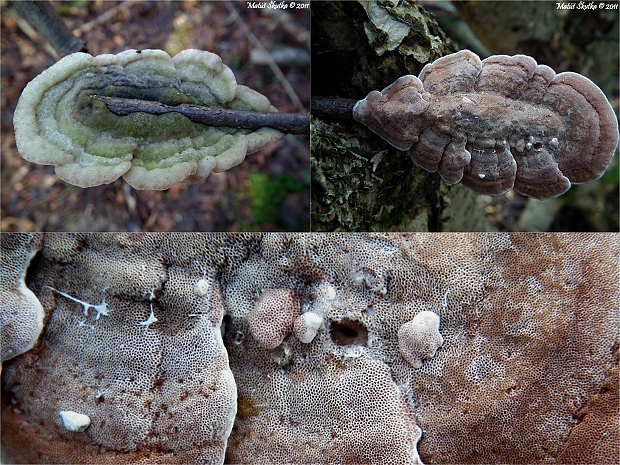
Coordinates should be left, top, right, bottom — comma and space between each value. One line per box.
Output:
293, 311, 323, 343
13, 49, 283, 190
397, 310, 444, 368
58, 410, 91, 432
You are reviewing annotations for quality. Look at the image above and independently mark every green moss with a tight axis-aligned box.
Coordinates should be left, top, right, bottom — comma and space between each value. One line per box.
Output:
239, 172, 307, 231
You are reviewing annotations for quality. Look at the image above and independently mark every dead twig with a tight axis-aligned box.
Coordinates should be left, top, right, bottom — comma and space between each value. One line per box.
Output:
91, 95, 309, 135
73, 0, 139, 36
11, 0, 86, 57
311, 96, 357, 122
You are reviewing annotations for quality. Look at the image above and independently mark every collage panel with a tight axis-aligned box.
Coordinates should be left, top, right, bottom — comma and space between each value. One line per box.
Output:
311, 0, 618, 232
1, 1, 619, 464
1, 232, 619, 463
2, 1, 310, 232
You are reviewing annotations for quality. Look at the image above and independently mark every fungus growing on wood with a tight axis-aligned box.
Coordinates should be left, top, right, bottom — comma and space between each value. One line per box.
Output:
1, 233, 618, 464
353, 50, 619, 199
13, 49, 283, 190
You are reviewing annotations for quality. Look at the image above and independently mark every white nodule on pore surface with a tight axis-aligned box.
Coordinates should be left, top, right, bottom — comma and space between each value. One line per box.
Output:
397, 310, 444, 368
549, 137, 559, 149
194, 278, 211, 297
293, 312, 323, 343
59, 410, 91, 432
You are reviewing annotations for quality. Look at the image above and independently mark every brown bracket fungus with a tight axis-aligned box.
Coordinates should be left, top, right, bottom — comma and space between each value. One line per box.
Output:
13, 49, 283, 190
353, 50, 619, 199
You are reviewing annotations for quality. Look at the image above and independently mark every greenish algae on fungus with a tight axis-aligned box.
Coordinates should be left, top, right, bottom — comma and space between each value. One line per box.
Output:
13, 49, 283, 190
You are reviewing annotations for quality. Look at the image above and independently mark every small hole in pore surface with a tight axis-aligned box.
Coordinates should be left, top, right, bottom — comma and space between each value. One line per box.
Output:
330, 319, 368, 346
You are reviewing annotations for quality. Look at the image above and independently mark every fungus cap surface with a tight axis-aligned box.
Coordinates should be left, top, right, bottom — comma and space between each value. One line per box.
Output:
353, 50, 619, 199
13, 49, 283, 190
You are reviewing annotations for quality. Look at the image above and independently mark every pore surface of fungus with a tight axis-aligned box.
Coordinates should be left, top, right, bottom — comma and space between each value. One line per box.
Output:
293, 311, 323, 343
13, 49, 283, 190
1, 233, 618, 464
247, 288, 300, 349
353, 50, 619, 199
0, 233, 43, 363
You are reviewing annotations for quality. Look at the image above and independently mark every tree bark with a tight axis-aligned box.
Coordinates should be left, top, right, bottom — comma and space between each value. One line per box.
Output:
310, 0, 495, 232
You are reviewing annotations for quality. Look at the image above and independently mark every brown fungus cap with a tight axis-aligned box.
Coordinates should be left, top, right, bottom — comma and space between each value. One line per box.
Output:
353, 49, 619, 199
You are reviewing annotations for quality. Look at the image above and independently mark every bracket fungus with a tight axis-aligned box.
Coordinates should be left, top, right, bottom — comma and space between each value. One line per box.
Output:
13, 49, 283, 190
353, 50, 619, 199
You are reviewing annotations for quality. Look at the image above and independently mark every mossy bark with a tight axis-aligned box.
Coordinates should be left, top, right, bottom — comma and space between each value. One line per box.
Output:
310, 0, 495, 232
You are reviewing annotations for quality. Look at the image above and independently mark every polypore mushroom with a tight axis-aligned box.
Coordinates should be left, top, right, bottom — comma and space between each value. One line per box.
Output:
397, 310, 443, 368
2, 233, 618, 464
353, 50, 619, 199
13, 49, 283, 190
